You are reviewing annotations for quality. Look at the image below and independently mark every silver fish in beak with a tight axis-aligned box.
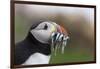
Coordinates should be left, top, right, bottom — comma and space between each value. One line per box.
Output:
51, 24, 69, 56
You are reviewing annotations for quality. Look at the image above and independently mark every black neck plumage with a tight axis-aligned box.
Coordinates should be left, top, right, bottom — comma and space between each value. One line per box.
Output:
25, 32, 51, 55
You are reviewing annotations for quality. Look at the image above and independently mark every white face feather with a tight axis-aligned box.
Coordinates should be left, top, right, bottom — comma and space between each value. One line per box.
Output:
30, 21, 56, 43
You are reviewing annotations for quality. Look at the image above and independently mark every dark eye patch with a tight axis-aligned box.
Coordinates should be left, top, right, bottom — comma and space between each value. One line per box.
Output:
43, 24, 48, 30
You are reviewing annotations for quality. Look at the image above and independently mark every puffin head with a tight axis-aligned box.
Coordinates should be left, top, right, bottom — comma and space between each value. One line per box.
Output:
30, 21, 69, 55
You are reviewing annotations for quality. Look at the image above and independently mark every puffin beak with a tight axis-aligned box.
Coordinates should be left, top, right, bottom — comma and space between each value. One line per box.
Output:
51, 24, 69, 56
57, 25, 68, 35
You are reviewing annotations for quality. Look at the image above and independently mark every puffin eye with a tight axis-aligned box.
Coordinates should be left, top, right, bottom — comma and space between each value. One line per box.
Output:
43, 24, 48, 30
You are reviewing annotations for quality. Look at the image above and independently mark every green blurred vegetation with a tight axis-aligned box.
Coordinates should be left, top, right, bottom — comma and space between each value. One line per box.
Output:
15, 4, 95, 64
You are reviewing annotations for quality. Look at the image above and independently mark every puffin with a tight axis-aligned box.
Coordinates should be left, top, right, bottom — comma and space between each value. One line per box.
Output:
14, 21, 69, 65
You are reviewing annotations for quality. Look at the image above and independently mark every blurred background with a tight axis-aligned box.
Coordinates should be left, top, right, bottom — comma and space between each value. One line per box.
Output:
15, 4, 95, 64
